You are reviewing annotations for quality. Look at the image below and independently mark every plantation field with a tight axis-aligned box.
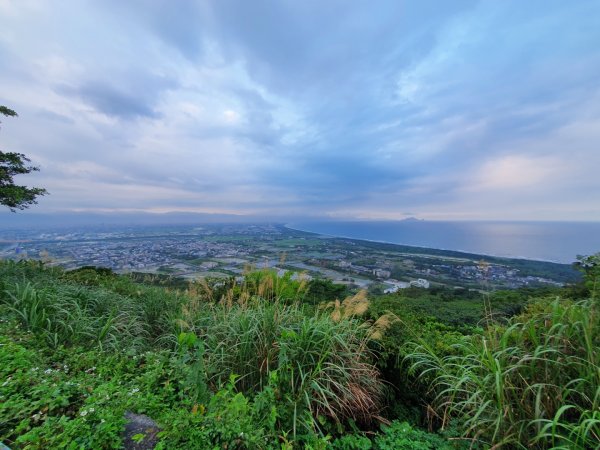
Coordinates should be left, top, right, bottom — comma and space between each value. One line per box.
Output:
0, 259, 598, 449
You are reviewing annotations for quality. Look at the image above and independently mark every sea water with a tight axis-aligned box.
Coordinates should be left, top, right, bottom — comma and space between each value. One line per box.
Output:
287, 221, 600, 263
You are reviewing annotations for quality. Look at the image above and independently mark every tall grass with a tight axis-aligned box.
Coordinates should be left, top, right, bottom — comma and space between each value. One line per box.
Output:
406, 297, 599, 449
177, 275, 385, 437
1, 261, 385, 437
189, 300, 384, 435
2, 280, 148, 350
0, 261, 183, 350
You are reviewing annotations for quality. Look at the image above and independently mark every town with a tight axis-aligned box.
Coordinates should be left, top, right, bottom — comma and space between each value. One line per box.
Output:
0, 223, 573, 291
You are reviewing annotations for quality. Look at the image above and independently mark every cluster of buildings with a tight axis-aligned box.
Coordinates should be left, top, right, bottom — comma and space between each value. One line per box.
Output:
0, 224, 568, 290
383, 278, 430, 294
1, 231, 252, 273
433, 263, 561, 288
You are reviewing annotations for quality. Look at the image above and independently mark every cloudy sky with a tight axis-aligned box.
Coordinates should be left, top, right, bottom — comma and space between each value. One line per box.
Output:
1, 0, 599, 221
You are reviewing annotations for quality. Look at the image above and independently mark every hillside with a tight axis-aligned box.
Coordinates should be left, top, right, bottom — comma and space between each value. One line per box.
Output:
0, 260, 598, 449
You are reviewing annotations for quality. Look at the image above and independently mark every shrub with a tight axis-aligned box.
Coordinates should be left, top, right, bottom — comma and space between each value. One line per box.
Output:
331, 433, 373, 449
374, 421, 454, 450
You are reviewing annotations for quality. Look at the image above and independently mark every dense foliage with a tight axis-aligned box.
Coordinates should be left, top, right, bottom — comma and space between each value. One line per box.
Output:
0, 106, 47, 211
407, 298, 599, 448
0, 259, 597, 449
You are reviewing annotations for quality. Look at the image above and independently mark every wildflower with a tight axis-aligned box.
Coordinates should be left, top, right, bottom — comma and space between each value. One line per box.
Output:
128, 387, 140, 396
80, 410, 88, 417
44, 369, 52, 375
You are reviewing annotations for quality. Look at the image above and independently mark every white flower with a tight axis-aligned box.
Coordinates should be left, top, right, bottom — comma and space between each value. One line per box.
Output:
80, 410, 88, 417
128, 387, 140, 396
44, 369, 52, 374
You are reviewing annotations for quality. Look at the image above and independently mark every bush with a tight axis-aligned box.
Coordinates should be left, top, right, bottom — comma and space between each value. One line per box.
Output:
331, 433, 373, 449
375, 421, 454, 450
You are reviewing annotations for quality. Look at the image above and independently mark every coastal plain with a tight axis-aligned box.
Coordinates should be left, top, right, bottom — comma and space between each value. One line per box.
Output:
0, 223, 578, 291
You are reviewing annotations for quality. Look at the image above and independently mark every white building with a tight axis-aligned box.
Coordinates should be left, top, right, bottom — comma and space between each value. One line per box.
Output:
373, 268, 391, 279
409, 278, 430, 289
383, 280, 410, 293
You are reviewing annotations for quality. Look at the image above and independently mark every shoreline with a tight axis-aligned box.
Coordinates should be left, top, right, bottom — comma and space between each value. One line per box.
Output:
283, 224, 568, 265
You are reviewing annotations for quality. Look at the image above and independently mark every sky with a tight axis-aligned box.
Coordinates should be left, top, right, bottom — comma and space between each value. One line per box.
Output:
1, 0, 600, 221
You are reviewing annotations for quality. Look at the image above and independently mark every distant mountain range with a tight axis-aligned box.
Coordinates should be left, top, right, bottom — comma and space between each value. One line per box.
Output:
0, 212, 425, 229
0, 212, 266, 229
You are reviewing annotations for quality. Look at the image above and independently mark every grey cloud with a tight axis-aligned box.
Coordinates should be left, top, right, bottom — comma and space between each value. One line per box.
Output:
205, 1, 477, 93
2, 0, 600, 219
56, 71, 178, 120
36, 109, 75, 124
102, 0, 207, 60
76, 81, 159, 119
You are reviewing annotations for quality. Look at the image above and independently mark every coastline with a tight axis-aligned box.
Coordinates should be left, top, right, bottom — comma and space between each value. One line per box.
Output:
282, 224, 569, 265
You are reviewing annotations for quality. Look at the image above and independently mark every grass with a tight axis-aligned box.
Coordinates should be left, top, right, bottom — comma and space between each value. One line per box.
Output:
179, 274, 385, 437
0, 261, 387, 445
0, 261, 184, 351
406, 297, 600, 449
1, 258, 597, 448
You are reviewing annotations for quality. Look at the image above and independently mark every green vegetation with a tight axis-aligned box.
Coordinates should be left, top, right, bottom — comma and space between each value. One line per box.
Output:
406, 297, 599, 448
370, 285, 563, 327
353, 239, 579, 282
3, 223, 580, 292
0, 106, 47, 211
0, 258, 597, 449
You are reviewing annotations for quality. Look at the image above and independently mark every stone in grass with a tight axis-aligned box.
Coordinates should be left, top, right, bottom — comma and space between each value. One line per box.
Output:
123, 412, 161, 450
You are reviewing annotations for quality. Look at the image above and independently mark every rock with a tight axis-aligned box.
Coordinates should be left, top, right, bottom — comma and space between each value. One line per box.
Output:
122, 412, 161, 450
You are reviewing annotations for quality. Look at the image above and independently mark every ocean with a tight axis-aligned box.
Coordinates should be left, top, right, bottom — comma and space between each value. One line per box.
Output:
286, 220, 600, 263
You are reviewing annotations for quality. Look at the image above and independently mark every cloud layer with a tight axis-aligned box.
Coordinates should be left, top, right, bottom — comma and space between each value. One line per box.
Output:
1, 0, 599, 220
